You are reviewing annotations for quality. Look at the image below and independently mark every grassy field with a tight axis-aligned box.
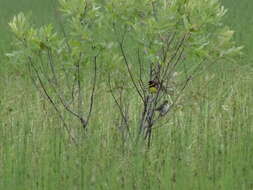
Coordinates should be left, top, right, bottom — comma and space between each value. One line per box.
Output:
0, 0, 252, 189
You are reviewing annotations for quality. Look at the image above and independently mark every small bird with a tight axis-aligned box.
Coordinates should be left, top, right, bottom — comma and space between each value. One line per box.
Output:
148, 80, 159, 94
155, 100, 170, 116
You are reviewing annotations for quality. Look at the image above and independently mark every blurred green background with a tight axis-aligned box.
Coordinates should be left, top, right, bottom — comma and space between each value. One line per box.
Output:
0, 0, 252, 189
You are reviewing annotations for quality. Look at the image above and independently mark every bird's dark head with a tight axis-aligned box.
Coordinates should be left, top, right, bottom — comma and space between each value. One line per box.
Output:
149, 80, 159, 87
148, 80, 154, 85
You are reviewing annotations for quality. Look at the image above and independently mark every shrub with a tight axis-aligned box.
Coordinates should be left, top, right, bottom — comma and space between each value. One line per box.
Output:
8, 0, 241, 146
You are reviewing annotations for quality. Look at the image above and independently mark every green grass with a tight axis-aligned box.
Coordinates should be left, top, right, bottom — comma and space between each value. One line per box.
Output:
0, 0, 253, 189
222, 0, 253, 63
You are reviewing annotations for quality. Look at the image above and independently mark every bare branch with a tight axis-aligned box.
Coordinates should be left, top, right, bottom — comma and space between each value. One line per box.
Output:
119, 41, 144, 102
162, 33, 189, 81
86, 55, 98, 126
35, 52, 88, 130
137, 49, 147, 98
108, 74, 130, 135
27, 56, 77, 145
137, 49, 145, 88
77, 52, 82, 115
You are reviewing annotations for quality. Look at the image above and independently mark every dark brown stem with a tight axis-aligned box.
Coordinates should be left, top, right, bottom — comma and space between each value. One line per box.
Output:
86, 55, 98, 127
119, 41, 144, 103
77, 53, 82, 115
27, 56, 77, 145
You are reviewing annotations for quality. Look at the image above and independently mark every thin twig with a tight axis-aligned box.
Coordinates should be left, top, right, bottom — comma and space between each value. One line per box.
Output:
119, 41, 144, 102
27, 56, 77, 145
108, 74, 131, 135
86, 55, 98, 126
162, 33, 189, 81
77, 52, 82, 115
137, 48, 145, 89
137, 49, 146, 98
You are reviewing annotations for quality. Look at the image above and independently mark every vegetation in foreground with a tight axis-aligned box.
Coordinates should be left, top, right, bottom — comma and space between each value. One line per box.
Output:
0, 0, 252, 189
